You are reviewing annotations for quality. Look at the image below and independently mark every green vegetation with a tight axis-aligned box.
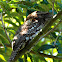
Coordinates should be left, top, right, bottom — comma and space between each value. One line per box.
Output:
0, 0, 62, 62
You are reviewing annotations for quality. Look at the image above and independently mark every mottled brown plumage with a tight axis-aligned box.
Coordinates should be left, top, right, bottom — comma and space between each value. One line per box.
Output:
8, 11, 52, 62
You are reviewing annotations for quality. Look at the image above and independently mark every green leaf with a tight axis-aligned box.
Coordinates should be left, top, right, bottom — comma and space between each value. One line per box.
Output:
24, 54, 27, 62
28, 53, 33, 62
0, 28, 9, 43
0, 54, 6, 62
18, 58, 23, 62
4, 45, 7, 53
50, 32, 57, 38
38, 44, 55, 51
0, 1, 11, 17
0, 9, 2, 13
40, 0, 49, 5
58, 36, 62, 40
57, 47, 62, 53
5, 20, 18, 27
13, 17, 21, 25
0, 34, 8, 43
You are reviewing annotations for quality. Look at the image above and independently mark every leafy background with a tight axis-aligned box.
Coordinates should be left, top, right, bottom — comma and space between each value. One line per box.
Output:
0, 0, 62, 62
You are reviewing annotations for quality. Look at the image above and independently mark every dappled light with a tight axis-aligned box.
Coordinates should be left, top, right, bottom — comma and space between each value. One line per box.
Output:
0, 0, 62, 62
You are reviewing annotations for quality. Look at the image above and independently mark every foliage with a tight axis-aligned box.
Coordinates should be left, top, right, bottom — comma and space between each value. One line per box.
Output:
0, 0, 62, 62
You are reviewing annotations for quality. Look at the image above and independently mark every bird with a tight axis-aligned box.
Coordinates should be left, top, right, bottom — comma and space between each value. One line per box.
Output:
8, 11, 52, 62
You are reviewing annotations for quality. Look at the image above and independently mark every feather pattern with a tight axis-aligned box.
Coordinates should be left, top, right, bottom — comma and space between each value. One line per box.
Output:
8, 11, 52, 62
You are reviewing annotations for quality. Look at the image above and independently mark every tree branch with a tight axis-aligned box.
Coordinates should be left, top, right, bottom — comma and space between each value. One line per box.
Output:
52, 0, 55, 15
30, 51, 62, 60
1, 42, 62, 61
41, 20, 62, 38
9, 10, 62, 62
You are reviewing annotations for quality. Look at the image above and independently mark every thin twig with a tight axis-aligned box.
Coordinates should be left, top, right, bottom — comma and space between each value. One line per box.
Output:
54, 34, 59, 45
30, 51, 62, 60
52, 0, 55, 15
54, 24, 62, 45
1, 11, 11, 45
